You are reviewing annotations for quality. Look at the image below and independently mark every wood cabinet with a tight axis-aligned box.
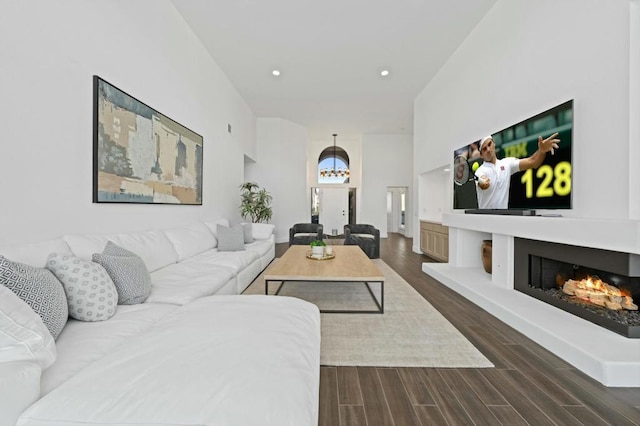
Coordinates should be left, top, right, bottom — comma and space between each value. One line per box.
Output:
420, 220, 449, 262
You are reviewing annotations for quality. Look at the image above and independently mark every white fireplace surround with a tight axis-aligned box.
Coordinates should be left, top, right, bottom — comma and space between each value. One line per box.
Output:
422, 213, 640, 387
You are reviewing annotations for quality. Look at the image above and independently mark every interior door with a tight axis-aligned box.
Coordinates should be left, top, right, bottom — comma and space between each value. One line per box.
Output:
320, 187, 349, 235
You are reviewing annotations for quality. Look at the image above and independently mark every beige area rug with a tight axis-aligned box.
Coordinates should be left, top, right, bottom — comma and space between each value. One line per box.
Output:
244, 259, 494, 368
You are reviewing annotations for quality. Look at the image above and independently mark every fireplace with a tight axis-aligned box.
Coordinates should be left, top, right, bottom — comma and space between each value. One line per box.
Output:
514, 238, 640, 338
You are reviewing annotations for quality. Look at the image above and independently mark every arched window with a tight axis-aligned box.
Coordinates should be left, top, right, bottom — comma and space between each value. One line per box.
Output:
318, 135, 350, 184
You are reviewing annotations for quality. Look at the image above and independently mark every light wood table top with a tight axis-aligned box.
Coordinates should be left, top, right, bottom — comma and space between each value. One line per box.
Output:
264, 245, 384, 282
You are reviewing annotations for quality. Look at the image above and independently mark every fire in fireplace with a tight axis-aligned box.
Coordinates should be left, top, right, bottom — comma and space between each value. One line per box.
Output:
560, 275, 637, 311
514, 238, 640, 338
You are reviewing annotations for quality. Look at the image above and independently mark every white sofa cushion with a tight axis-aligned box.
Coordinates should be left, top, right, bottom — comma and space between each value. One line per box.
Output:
40, 303, 178, 396
163, 222, 216, 261
148, 262, 236, 305
0, 285, 56, 368
183, 248, 260, 274
0, 361, 41, 426
251, 223, 275, 240
92, 242, 151, 305
0, 239, 72, 268
18, 296, 321, 426
0, 256, 68, 340
64, 230, 178, 272
46, 253, 117, 322
245, 239, 274, 259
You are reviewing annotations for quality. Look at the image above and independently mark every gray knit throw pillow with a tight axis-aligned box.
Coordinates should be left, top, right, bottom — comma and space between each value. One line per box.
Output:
92, 241, 151, 305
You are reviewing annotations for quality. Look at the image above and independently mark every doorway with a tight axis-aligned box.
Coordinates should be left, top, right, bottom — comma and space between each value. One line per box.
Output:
311, 187, 356, 235
386, 186, 407, 235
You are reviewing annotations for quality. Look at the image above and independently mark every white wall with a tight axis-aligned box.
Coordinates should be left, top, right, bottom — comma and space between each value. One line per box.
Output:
413, 0, 636, 242
246, 118, 308, 243
361, 134, 413, 237
0, 1, 256, 246
630, 0, 640, 219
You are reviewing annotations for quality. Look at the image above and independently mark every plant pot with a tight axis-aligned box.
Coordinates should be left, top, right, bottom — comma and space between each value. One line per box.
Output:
482, 240, 492, 274
311, 246, 325, 257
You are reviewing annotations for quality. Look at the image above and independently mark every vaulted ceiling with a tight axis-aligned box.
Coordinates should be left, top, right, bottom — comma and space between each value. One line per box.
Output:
171, 0, 497, 141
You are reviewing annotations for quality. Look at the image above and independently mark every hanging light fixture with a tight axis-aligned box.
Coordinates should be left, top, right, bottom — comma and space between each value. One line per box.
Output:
320, 134, 350, 179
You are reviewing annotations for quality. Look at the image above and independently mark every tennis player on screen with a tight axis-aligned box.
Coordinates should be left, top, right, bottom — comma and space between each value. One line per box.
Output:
475, 133, 560, 209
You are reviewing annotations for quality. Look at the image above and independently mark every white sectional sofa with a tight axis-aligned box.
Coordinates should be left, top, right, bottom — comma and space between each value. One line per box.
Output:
0, 220, 321, 426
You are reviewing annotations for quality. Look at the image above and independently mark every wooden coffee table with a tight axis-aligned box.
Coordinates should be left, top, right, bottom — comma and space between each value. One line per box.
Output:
264, 245, 385, 313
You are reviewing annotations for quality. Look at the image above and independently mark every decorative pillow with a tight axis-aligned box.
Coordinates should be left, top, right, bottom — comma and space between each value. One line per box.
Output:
251, 223, 275, 240
0, 255, 68, 339
92, 241, 151, 305
242, 223, 254, 243
163, 222, 216, 261
217, 224, 245, 252
46, 253, 117, 322
353, 233, 376, 239
203, 218, 230, 241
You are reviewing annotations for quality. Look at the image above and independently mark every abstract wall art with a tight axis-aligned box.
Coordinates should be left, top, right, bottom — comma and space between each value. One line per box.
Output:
93, 76, 203, 205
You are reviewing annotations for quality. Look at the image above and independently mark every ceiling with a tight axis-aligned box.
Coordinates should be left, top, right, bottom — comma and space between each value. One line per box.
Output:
171, 0, 497, 142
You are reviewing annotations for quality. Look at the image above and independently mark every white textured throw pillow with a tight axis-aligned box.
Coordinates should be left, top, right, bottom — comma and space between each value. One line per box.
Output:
251, 223, 275, 240
46, 253, 117, 322
92, 241, 152, 305
217, 224, 246, 252
0, 255, 68, 339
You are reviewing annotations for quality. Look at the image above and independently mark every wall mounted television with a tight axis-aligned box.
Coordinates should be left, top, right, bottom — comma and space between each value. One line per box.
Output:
452, 100, 573, 215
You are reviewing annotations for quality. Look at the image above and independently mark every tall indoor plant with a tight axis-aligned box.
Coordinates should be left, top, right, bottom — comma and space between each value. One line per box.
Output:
239, 182, 273, 223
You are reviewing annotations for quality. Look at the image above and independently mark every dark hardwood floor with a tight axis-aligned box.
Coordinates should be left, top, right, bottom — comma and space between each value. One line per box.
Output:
275, 233, 640, 426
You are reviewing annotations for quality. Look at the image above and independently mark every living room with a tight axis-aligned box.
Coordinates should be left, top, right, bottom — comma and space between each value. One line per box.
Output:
2, 0, 640, 424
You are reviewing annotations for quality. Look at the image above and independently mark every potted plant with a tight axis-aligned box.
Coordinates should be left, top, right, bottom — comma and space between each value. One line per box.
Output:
239, 182, 273, 223
310, 239, 326, 257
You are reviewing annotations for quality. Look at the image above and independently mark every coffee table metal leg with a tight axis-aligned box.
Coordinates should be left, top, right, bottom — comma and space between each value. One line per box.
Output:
274, 281, 285, 295
267, 279, 384, 314
265, 279, 286, 295
364, 281, 384, 314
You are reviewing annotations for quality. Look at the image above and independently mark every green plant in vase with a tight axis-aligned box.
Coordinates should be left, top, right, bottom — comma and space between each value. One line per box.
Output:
239, 182, 273, 223
310, 239, 327, 257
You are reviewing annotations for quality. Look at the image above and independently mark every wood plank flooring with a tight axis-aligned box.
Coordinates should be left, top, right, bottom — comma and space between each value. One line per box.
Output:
276, 233, 640, 426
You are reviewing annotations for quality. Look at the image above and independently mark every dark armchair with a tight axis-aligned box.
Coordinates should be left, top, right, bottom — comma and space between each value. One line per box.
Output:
344, 224, 380, 259
289, 223, 324, 246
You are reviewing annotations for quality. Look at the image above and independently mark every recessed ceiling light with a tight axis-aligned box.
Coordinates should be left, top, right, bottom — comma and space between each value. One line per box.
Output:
272, 70, 281, 76
380, 69, 390, 77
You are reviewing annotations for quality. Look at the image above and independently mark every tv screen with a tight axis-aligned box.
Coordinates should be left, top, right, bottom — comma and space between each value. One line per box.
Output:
453, 100, 573, 213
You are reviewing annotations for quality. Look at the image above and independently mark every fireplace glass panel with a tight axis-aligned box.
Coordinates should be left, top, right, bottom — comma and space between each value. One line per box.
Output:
514, 238, 640, 338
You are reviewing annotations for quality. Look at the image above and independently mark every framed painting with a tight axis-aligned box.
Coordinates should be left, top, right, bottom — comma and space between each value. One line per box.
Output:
93, 76, 203, 205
